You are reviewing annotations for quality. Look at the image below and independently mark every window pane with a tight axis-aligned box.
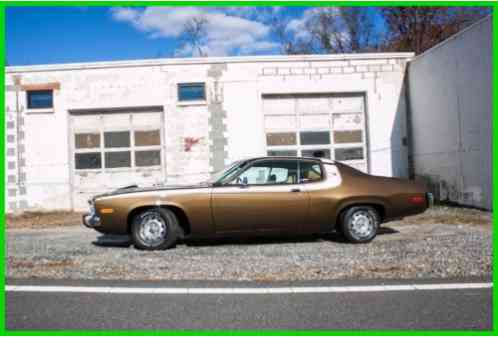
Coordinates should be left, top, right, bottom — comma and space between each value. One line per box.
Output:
105, 151, 131, 168
267, 150, 297, 157
75, 133, 100, 149
135, 150, 161, 167
301, 149, 331, 159
266, 132, 296, 146
135, 130, 160, 146
335, 147, 364, 161
233, 160, 298, 185
300, 131, 330, 145
27, 90, 53, 109
178, 83, 206, 101
300, 161, 323, 182
104, 131, 130, 148
334, 130, 362, 143
75, 152, 101, 170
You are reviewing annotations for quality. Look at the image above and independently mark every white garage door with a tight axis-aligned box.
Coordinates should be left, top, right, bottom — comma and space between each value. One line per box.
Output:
69, 109, 165, 210
263, 93, 368, 172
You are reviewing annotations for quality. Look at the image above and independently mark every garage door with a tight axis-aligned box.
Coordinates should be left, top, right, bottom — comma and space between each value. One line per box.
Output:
263, 93, 368, 172
69, 109, 165, 210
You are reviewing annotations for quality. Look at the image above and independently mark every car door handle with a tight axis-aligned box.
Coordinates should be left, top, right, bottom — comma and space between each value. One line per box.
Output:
290, 188, 301, 192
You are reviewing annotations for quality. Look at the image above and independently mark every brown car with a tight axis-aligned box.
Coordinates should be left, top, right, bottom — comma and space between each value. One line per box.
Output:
83, 156, 432, 250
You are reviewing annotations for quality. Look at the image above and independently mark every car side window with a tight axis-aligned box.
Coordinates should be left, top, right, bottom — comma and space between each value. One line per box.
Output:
230, 160, 298, 185
300, 161, 323, 183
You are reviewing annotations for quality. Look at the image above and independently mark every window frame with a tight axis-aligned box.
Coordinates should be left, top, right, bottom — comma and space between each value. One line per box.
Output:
222, 158, 325, 187
73, 126, 162, 172
177, 82, 206, 102
298, 159, 325, 184
224, 158, 300, 187
26, 89, 54, 110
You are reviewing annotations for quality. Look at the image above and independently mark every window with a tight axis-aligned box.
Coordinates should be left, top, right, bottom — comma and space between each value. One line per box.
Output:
300, 131, 330, 145
300, 161, 323, 182
231, 160, 298, 185
136, 150, 161, 167
135, 130, 160, 146
105, 151, 131, 168
75, 133, 100, 149
27, 90, 53, 109
266, 133, 296, 146
301, 149, 331, 159
75, 152, 101, 170
267, 150, 297, 157
104, 131, 130, 148
74, 128, 162, 170
264, 94, 367, 171
335, 147, 364, 161
334, 130, 362, 144
178, 83, 206, 101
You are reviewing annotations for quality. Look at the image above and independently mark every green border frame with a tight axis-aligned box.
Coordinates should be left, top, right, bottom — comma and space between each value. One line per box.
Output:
1, 1, 495, 335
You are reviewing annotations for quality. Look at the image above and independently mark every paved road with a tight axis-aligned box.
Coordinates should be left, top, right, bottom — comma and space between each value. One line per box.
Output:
6, 277, 492, 330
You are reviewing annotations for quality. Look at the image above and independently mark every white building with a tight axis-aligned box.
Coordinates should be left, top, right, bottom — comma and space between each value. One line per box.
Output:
5, 53, 413, 212
408, 16, 492, 210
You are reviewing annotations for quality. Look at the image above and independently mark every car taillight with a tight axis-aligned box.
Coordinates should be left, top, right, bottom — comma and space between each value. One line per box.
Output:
409, 195, 426, 204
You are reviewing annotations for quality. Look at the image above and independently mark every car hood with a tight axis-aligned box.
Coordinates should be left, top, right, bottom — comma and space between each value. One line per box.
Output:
93, 182, 212, 200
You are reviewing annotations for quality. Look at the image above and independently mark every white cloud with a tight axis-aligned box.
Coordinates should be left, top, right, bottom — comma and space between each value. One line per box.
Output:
110, 7, 278, 56
110, 7, 139, 22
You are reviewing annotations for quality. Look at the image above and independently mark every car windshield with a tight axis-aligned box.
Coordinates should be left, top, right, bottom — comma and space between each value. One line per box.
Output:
208, 160, 249, 184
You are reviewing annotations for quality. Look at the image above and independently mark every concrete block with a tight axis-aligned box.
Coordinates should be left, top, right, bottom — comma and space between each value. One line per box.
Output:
277, 68, 291, 75
262, 68, 277, 76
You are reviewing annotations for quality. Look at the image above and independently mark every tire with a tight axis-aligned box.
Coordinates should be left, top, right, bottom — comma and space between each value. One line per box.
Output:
131, 208, 179, 250
340, 206, 380, 243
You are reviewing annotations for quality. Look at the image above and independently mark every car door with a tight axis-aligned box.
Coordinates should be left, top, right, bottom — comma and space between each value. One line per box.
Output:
211, 158, 309, 234
300, 161, 343, 233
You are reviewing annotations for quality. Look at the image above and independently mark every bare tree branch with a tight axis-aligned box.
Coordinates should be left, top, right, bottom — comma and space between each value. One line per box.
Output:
179, 16, 209, 57
380, 7, 490, 54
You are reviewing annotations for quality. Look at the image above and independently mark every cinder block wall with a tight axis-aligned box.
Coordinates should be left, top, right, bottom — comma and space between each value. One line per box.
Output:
5, 53, 412, 212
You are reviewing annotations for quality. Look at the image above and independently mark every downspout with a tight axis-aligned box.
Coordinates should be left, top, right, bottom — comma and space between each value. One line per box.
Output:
403, 62, 415, 180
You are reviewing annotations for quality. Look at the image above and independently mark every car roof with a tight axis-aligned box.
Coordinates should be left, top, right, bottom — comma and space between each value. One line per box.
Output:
244, 156, 336, 164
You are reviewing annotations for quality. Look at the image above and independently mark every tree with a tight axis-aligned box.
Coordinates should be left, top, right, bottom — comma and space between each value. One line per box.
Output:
178, 16, 209, 57
380, 7, 490, 54
276, 7, 380, 55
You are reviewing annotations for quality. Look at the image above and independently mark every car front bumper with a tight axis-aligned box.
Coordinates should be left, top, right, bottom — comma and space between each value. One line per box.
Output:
427, 192, 434, 207
82, 212, 101, 229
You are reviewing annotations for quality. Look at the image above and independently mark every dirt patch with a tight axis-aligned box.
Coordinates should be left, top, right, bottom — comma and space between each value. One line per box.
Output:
8, 257, 78, 270
394, 205, 491, 227
6, 211, 84, 229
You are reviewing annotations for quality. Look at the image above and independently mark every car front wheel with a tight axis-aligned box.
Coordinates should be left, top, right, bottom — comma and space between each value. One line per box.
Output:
341, 206, 380, 243
131, 208, 179, 250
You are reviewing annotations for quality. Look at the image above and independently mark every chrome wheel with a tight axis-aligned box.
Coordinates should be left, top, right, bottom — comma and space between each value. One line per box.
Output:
138, 213, 167, 246
350, 210, 375, 239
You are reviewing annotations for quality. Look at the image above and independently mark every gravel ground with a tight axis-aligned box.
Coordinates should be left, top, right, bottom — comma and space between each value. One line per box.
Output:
6, 206, 492, 281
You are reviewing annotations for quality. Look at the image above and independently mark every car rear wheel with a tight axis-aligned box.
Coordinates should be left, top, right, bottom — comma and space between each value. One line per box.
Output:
341, 206, 379, 243
131, 208, 179, 250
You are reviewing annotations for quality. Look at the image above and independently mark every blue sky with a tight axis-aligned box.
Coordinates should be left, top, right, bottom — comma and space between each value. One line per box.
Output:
6, 6, 380, 66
